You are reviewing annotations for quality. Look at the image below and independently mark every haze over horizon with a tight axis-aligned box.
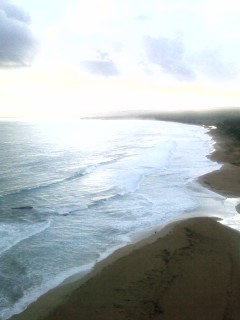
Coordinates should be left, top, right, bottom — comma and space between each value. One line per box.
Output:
1, 0, 240, 119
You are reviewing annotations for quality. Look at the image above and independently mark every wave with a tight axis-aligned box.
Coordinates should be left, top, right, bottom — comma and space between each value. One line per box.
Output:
42, 192, 120, 216
0, 262, 95, 320
89, 141, 177, 196
0, 156, 124, 200
0, 220, 51, 257
87, 192, 122, 209
0, 169, 92, 199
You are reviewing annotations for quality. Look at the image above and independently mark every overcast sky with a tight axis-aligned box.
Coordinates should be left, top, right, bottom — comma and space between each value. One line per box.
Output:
1, 0, 240, 118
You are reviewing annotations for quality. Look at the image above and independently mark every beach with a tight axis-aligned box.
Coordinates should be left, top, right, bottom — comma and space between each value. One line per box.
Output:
10, 120, 240, 320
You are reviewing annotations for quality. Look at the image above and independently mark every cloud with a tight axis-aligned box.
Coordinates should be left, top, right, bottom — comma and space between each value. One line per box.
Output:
136, 15, 149, 22
144, 35, 239, 82
144, 36, 195, 80
0, 0, 37, 67
191, 50, 238, 80
81, 51, 119, 76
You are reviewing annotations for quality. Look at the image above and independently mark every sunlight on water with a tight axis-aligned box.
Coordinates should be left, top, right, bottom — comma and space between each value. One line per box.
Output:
27, 120, 128, 150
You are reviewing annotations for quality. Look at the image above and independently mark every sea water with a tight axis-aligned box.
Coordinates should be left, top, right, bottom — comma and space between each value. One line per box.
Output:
0, 119, 222, 319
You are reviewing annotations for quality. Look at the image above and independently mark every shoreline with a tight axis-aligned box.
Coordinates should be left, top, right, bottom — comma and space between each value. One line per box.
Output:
10, 120, 240, 320
199, 127, 240, 201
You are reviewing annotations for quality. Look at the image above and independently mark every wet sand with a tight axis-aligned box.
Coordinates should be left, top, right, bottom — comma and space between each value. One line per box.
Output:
199, 126, 240, 199
10, 123, 240, 320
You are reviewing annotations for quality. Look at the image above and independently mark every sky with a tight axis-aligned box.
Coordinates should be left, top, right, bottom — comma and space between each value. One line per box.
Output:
1, 0, 240, 118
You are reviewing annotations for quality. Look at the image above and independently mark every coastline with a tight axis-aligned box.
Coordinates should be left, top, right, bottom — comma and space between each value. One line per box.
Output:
10, 121, 240, 320
199, 127, 240, 201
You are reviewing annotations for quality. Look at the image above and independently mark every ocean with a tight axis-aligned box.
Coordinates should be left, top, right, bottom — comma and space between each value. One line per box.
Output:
0, 119, 223, 319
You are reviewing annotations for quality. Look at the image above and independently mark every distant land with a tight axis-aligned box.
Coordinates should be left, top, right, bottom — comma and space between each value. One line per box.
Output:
88, 107, 240, 143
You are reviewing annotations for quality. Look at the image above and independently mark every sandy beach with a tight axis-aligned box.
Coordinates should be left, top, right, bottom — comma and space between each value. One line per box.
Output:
10, 121, 240, 320
199, 125, 240, 199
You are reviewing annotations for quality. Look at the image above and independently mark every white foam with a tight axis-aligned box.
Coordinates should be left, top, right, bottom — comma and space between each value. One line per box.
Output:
220, 198, 240, 231
0, 220, 51, 256
0, 263, 94, 320
84, 141, 176, 196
